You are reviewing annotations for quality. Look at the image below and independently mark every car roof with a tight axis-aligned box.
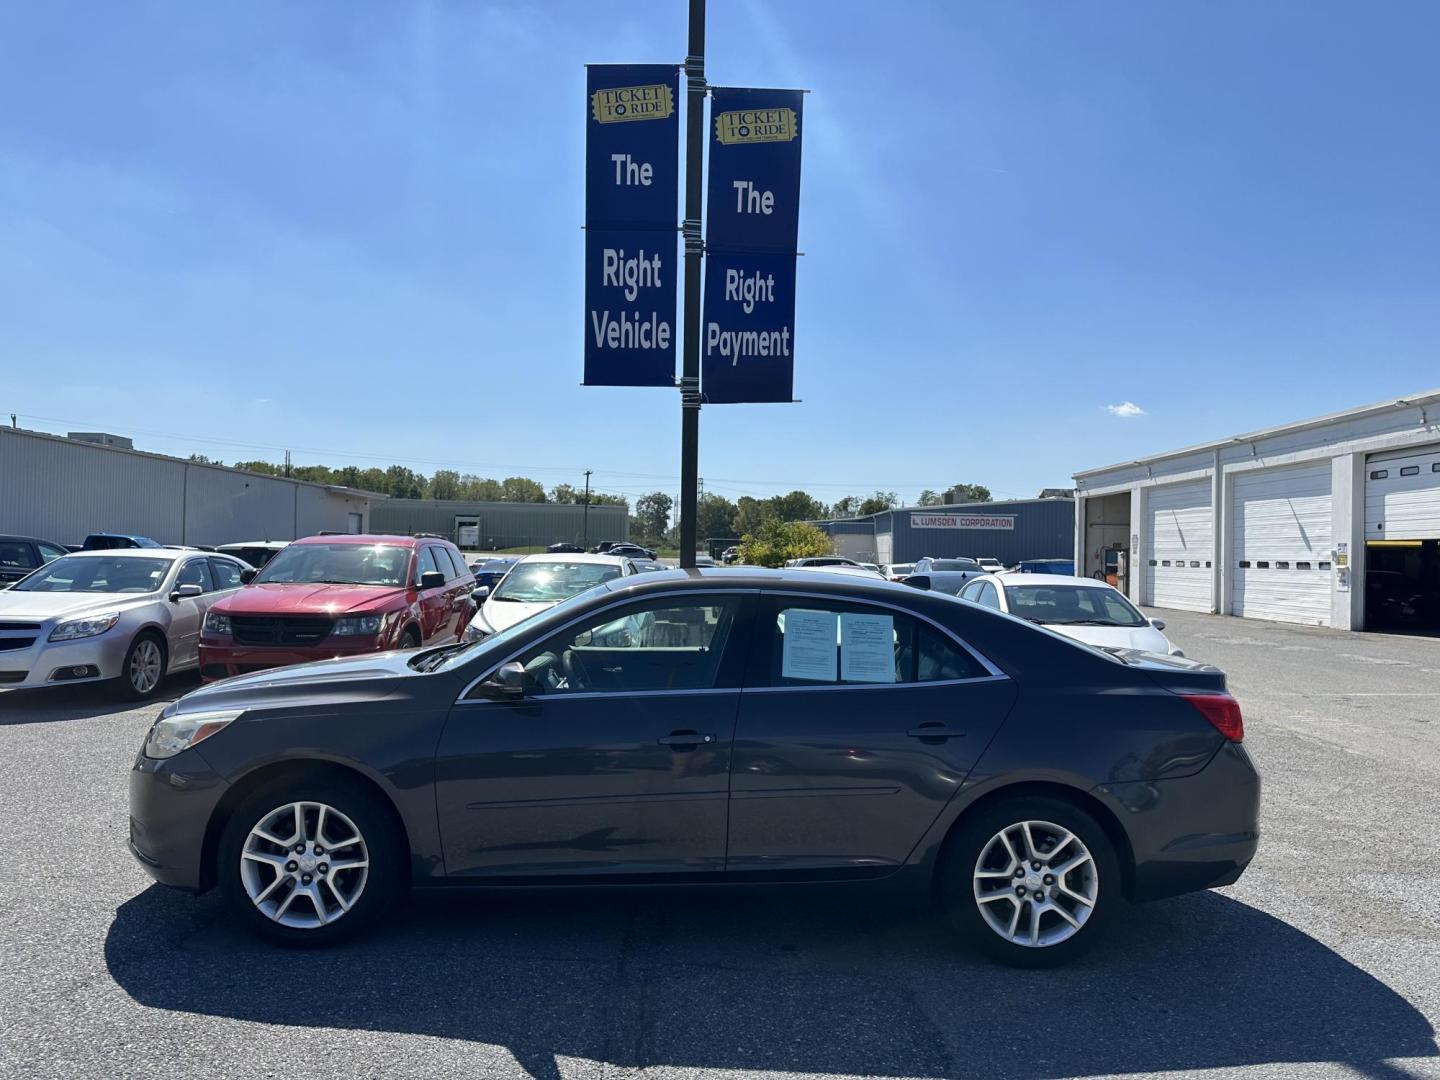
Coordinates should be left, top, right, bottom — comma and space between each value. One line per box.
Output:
520, 552, 633, 566
217, 540, 290, 549
292, 534, 425, 547
61, 547, 184, 560
600, 565, 929, 596
994, 573, 1110, 588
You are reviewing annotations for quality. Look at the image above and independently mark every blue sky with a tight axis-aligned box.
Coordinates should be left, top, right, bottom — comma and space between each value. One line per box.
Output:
2, 1, 1438, 507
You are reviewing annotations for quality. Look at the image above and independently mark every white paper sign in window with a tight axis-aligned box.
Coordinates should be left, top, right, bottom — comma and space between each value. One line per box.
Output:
840, 612, 896, 683
781, 608, 839, 681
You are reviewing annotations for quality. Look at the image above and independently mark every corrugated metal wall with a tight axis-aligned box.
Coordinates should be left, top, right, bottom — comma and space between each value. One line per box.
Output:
370, 499, 629, 549
0, 428, 372, 547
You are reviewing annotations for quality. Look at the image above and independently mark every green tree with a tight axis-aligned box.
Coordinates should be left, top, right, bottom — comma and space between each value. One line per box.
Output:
634, 491, 674, 543
188, 453, 223, 466
233, 460, 281, 476
829, 495, 861, 518
917, 489, 942, 506
590, 491, 628, 507
737, 519, 833, 568
500, 476, 547, 502
858, 490, 899, 516
766, 489, 826, 523
696, 493, 738, 540
357, 468, 389, 494
731, 495, 771, 537
550, 483, 579, 503
384, 465, 427, 500
291, 465, 335, 484
945, 483, 992, 503
429, 469, 462, 500
459, 475, 503, 501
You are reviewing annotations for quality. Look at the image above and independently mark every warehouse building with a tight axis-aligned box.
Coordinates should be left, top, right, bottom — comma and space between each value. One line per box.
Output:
371, 498, 629, 551
0, 426, 377, 547
814, 497, 1075, 566
1072, 388, 1440, 633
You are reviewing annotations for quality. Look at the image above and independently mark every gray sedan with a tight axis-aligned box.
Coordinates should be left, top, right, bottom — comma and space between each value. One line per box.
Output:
0, 548, 248, 699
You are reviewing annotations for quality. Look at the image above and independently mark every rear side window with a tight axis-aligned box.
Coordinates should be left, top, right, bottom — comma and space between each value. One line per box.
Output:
759, 599, 987, 687
0, 541, 38, 571
210, 558, 244, 589
439, 546, 466, 580
37, 543, 67, 562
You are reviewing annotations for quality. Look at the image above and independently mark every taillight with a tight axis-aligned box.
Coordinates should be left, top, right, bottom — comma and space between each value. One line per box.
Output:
1182, 692, 1244, 742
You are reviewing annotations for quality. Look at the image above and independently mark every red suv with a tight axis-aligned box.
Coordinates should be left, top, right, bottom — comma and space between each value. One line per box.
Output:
198, 534, 475, 680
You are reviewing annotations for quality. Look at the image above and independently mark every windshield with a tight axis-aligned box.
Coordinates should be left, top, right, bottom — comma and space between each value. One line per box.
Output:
12, 555, 171, 593
254, 543, 411, 587
1004, 584, 1146, 627
491, 561, 622, 603
928, 559, 978, 571
427, 581, 615, 673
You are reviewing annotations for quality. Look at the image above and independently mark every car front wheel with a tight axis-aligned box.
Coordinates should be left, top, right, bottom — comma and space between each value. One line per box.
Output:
115, 632, 167, 701
940, 796, 1119, 968
217, 776, 402, 947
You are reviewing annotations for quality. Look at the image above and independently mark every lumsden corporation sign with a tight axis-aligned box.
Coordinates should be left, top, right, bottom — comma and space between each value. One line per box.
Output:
911, 513, 1016, 531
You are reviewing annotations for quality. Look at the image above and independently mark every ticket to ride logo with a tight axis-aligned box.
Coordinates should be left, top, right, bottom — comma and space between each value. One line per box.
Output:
714, 108, 798, 145
591, 83, 674, 124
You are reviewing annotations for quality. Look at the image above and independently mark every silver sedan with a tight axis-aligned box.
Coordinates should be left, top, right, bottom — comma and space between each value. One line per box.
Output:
0, 548, 249, 699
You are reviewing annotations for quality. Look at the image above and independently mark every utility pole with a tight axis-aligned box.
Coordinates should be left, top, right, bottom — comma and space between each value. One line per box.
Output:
677, 0, 705, 569
581, 468, 593, 548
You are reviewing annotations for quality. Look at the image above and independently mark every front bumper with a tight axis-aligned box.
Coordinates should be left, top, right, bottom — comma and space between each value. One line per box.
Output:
1098, 740, 1261, 902
199, 637, 386, 681
0, 631, 132, 692
128, 748, 230, 891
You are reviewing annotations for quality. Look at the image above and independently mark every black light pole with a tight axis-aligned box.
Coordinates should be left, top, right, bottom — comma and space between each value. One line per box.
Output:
677, 0, 705, 569
581, 468, 592, 548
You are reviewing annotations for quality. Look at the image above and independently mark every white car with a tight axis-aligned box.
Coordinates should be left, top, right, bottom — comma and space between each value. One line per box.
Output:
955, 573, 1182, 656
788, 564, 885, 579
975, 557, 1006, 573
465, 553, 637, 640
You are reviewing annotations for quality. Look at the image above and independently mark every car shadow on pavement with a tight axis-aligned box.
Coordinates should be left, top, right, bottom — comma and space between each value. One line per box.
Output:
104, 883, 1436, 1079
0, 673, 199, 725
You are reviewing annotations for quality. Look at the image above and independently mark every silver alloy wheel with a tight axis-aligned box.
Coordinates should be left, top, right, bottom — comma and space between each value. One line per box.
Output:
240, 801, 370, 929
128, 638, 164, 694
972, 819, 1099, 948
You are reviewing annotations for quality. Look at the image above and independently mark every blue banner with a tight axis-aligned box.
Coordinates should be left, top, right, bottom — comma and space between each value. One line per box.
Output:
701, 87, 804, 403
584, 64, 679, 386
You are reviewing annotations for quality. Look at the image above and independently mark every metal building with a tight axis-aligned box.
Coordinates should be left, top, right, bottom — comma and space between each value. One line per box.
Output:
1072, 388, 1440, 632
815, 498, 1075, 566
370, 498, 629, 551
0, 427, 377, 547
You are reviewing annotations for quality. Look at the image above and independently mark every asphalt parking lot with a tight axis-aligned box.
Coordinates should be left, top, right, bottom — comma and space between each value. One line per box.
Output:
1, 610, 1438, 1080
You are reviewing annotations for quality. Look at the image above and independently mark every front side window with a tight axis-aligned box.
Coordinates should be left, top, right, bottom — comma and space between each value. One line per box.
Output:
490, 561, 624, 604
976, 583, 1003, 609
176, 559, 215, 592
12, 556, 171, 594
761, 599, 986, 687
0, 542, 37, 572
255, 543, 411, 587
37, 543, 67, 563
1003, 584, 1145, 627
414, 546, 443, 586
210, 558, 244, 589
485, 598, 742, 697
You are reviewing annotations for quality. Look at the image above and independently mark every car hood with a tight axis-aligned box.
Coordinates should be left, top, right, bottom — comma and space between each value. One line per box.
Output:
0, 590, 157, 621
476, 597, 556, 634
212, 583, 407, 617
176, 649, 422, 712
1045, 623, 1175, 653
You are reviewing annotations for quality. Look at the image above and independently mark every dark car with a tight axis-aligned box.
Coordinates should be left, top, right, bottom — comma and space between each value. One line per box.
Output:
906, 557, 987, 595
468, 556, 521, 591
607, 542, 657, 560
546, 542, 587, 554
82, 533, 164, 550
129, 568, 1258, 966
0, 535, 69, 586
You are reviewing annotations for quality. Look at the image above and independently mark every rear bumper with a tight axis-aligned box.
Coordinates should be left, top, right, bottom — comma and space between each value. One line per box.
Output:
128, 748, 230, 891
1098, 740, 1261, 902
198, 638, 384, 680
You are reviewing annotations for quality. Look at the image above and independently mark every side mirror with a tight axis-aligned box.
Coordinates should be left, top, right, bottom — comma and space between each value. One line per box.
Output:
240, 568, 258, 584
1149, 617, 1166, 630
170, 583, 204, 602
478, 660, 526, 700
471, 586, 490, 603
419, 570, 447, 590
903, 574, 932, 591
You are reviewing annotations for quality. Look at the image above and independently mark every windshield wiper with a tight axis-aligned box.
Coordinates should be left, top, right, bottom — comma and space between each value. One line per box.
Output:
412, 641, 473, 671
1053, 619, 1123, 626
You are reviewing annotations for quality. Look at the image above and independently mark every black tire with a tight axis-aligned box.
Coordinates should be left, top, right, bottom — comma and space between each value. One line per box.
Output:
217, 773, 403, 948
113, 631, 168, 701
939, 795, 1120, 968
399, 626, 421, 650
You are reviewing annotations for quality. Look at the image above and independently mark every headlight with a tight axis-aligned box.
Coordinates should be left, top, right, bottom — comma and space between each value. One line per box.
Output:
463, 623, 489, 643
49, 612, 120, 641
203, 611, 231, 634
332, 614, 383, 636
143, 706, 243, 760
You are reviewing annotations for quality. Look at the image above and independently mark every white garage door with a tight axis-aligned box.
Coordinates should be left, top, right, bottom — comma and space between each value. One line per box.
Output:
1231, 462, 1332, 625
1366, 446, 1440, 540
1144, 480, 1213, 611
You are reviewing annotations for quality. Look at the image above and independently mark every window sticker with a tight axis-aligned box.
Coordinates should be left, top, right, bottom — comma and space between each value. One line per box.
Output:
840, 612, 896, 683
781, 609, 839, 681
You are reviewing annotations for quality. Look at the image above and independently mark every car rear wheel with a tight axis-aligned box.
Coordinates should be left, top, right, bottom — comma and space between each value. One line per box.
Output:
114, 632, 167, 701
940, 796, 1119, 968
217, 776, 402, 947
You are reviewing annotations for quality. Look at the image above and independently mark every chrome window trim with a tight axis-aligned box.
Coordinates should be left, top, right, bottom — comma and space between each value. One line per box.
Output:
454, 588, 760, 705
740, 673, 1011, 695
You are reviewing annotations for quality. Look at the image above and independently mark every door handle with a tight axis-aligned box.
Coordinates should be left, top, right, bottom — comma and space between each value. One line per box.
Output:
658, 730, 716, 747
906, 724, 966, 740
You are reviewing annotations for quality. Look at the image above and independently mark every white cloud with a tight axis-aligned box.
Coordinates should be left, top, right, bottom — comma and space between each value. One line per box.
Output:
1106, 401, 1146, 418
